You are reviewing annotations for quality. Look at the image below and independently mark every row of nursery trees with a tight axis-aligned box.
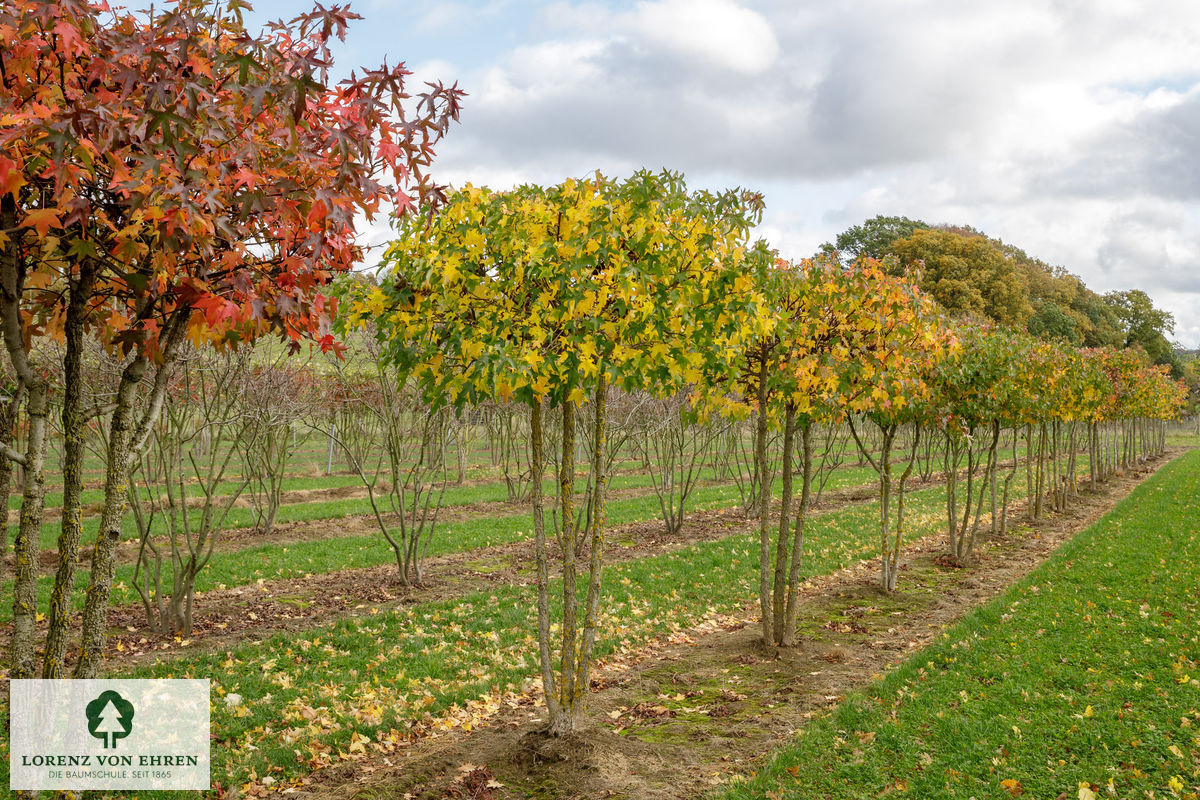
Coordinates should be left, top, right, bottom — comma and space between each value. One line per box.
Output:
341, 171, 1189, 735
0, 0, 1187, 743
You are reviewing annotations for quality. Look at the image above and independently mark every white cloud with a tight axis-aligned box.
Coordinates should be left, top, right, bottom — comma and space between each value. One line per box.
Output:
630, 0, 780, 74
407, 0, 1200, 345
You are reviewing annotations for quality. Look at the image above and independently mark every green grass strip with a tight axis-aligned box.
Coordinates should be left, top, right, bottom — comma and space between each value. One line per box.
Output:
0, 479, 743, 623
719, 449, 1200, 800
24, 466, 672, 550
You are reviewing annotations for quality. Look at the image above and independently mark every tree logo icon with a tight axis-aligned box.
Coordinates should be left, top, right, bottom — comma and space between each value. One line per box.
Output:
85, 690, 135, 749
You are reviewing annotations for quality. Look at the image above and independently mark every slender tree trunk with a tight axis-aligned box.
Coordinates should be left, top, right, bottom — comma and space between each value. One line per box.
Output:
44, 265, 96, 677
1106, 421, 1112, 478
989, 420, 999, 537
1088, 421, 1098, 489
10, 381, 48, 680
879, 426, 896, 592
0, 384, 22, 559
1035, 422, 1043, 517
455, 427, 466, 485
945, 429, 958, 556
550, 400, 578, 735
1000, 426, 1018, 534
892, 425, 920, 592
957, 431, 975, 561
754, 352, 772, 645
1, 205, 52, 681
1052, 420, 1061, 511
1067, 422, 1078, 500
575, 373, 607, 715
530, 401, 560, 724
0, 194, 20, 562
771, 402, 796, 646
781, 421, 812, 646
1025, 424, 1034, 520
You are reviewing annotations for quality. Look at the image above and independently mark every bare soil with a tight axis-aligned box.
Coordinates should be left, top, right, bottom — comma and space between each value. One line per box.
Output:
282, 455, 1171, 800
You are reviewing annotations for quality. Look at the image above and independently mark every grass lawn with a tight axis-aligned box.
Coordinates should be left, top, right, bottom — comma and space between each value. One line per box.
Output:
722, 449, 1200, 800
0, 479, 748, 623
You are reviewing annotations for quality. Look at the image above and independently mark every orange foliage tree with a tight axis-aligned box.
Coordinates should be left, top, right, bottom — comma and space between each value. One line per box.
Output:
0, 0, 462, 679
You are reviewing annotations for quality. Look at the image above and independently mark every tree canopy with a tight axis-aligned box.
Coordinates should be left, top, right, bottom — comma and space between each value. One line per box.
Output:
820, 214, 929, 262
886, 228, 1033, 328
825, 218, 1176, 377
1104, 289, 1183, 377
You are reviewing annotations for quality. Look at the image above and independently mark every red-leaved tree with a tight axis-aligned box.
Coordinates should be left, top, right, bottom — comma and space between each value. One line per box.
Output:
0, 0, 462, 679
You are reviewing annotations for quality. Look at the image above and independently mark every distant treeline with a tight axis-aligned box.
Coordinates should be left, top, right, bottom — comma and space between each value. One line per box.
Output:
821, 215, 1191, 382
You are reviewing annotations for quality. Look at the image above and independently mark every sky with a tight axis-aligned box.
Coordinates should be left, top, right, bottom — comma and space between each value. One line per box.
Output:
250, 0, 1200, 347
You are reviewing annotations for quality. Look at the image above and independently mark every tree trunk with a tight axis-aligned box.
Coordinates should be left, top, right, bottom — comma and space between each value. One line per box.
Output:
574, 373, 607, 719
989, 422, 999, 538
44, 264, 96, 677
455, 427, 466, 485
1000, 426, 1018, 534
0, 203, 52, 681
1025, 424, 1034, 520
754, 351, 772, 645
945, 429, 958, 556
549, 399, 578, 735
1033, 423, 1042, 518
1088, 421, 1097, 489
0, 384, 22, 559
530, 401, 560, 725
10, 381, 48, 680
1051, 420, 1061, 511
771, 402, 796, 646
781, 420, 812, 646
957, 428, 976, 561
878, 426, 896, 592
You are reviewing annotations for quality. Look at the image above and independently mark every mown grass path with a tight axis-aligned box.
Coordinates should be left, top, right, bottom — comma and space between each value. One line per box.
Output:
724, 449, 1200, 800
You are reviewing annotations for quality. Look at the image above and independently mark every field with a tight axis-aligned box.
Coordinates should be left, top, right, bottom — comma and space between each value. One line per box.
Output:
3, 417, 1197, 798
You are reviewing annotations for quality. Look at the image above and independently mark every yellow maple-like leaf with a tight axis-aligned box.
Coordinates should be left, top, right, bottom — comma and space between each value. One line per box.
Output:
365, 287, 387, 318
461, 339, 484, 360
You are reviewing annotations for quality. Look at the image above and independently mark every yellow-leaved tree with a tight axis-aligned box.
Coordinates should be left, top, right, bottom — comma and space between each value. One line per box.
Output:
347, 170, 769, 734
726, 254, 953, 641
833, 260, 954, 592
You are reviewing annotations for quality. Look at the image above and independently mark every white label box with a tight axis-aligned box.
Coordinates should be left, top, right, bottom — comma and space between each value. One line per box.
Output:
9, 679, 210, 791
